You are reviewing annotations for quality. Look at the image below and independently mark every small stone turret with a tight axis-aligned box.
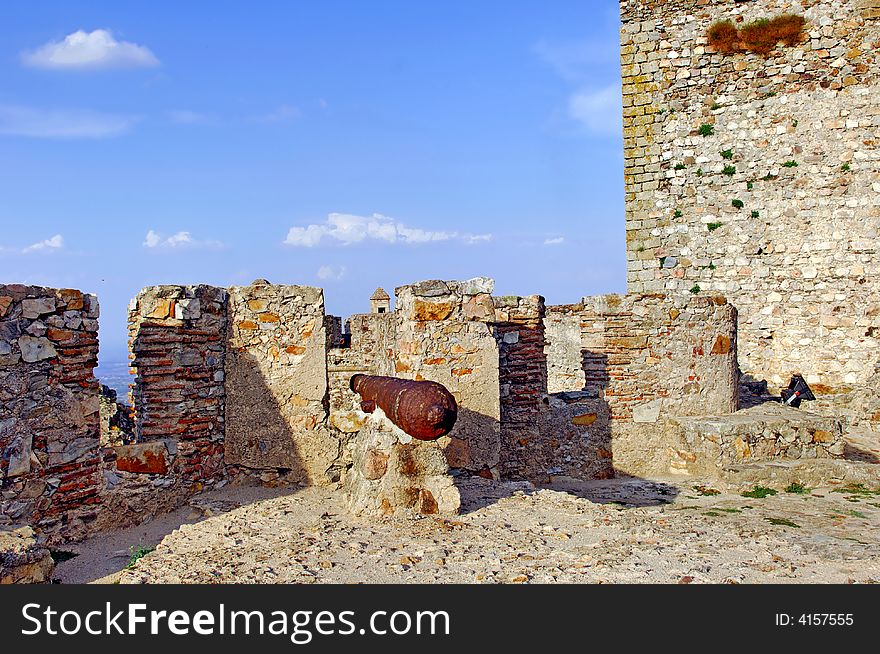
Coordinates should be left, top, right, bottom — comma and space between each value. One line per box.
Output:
369, 287, 391, 314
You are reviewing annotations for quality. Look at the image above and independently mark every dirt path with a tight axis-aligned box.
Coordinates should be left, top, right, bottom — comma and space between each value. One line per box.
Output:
51, 485, 296, 584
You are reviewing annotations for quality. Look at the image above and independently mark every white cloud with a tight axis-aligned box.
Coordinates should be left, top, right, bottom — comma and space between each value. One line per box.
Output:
143, 230, 223, 250
534, 31, 623, 139
568, 84, 623, 136
0, 104, 139, 139
543, 237, 565, 246
284, 213, 489, 248
316, 265, 346, 281
22, 234, 64, 254
22, 29, 159, 70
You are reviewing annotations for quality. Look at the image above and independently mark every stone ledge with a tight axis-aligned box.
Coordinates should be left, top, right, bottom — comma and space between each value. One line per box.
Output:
664, 404, 845, 476
0, 526, 54, 584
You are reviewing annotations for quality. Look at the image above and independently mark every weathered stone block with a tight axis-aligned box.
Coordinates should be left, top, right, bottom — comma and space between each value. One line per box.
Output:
21, 297, 55, 319
0, 526, 54, 584
711, 335, 731, 355
633, 399, 663, 423
18, 336, 57, 363
411, 299, 454, 321
114, 441, 171, 474
344, 412, 460, 517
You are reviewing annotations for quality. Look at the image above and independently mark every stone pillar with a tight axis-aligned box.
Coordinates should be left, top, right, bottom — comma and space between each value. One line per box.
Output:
224, 282, 338, 485
127, 285, 227, 484
344, 411, 460, 517
393, 278, 501, 476
0, 284, 101, 543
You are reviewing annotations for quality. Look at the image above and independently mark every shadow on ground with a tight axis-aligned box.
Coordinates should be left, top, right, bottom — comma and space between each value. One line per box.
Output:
455, 473, 680, 514
51, 484, 297, 584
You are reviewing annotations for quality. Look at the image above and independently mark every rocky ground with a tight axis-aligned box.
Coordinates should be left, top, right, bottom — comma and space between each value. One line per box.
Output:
53, 467, 880, 585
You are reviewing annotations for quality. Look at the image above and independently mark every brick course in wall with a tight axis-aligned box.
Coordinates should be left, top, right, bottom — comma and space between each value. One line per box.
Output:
543, 293, 739, 478
128, 285, 227, 483
493, 295, 549, 479
620, 0, 880, 392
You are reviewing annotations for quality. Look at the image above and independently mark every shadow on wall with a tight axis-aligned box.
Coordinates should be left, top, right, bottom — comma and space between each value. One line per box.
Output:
456, 347, 679, 513
223, 349, 315, 485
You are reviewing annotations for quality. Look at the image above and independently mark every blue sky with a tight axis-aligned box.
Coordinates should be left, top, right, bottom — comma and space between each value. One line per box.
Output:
0, 1, 625, 361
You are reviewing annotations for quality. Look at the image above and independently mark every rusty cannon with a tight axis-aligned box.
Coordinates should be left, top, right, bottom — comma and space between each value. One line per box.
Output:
349, 374, 458, 441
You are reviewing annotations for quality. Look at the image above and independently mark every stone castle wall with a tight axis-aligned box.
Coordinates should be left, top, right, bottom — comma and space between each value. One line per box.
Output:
2, 279, 741, 545
620, 0, 880, 391
225, 283, 339, 485
127, 285, 227, 481
580, 293, 739, 421
543, 293, 739, 477
493, 295, 549, 479
393, 279, 502, 476
0, 285, 101, 543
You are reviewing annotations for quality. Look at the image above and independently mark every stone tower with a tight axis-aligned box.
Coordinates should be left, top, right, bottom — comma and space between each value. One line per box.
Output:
619, 0, 880, 391
370, 287, 391, 314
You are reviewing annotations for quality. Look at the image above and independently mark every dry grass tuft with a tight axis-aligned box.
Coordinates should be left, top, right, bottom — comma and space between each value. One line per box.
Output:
708, 14, 806, 57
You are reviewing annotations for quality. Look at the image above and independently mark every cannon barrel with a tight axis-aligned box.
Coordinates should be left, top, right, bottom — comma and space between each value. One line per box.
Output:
350, 374, 458, 441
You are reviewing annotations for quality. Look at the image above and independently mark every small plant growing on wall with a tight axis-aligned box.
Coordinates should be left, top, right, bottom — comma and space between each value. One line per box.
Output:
707, 20, 740, 53
751, 210, 760, 218
740, 15, 806, 55
723, 165, 736, 176
690, 284, 701, 295
708, 14, 806, 57
782, 160, 798, 168
707, 222, 722, 232
698, 123, 715, 136
732, 199, 744, 209
841, 163, 851, 172
720, 149, 733, 160
674, 209, 683, 218
674, 163, 686, 170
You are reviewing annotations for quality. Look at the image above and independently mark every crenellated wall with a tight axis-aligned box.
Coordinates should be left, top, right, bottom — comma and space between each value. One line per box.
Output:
620, 0, 880, 392
2, 278, 743, 546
